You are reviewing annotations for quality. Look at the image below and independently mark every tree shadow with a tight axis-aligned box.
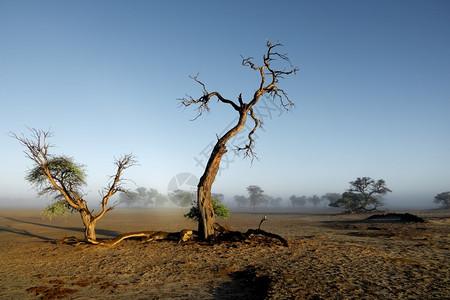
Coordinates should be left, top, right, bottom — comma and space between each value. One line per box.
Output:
0, 225, 54, 241
1, 216, 120, 238
213, 266, 271, 300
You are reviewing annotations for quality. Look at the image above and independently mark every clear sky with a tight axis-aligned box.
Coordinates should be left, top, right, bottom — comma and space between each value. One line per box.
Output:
1, 0, 449, 208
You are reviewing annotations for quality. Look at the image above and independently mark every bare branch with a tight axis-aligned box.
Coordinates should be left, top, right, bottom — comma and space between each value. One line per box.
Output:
94, 154, 137, 221
10, 128, 54, 165
235, 108, 260, 162
179, 74, 241, 120
181, 41, 297, 239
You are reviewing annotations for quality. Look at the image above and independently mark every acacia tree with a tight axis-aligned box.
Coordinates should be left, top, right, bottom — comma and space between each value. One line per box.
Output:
434, 191, 450, 209
180, 41, 297, 239
12, 129, 136, 242
332, 177, 392, 213
247, 185, 265, 210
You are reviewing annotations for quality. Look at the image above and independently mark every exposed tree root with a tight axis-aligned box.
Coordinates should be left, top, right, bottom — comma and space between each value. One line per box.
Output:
56, 229, 194, 247
56, 216, 288, 247
213, 223, 289, 247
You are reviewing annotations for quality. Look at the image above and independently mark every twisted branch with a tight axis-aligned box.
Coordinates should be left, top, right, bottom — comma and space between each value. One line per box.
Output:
181, 41, 297, 163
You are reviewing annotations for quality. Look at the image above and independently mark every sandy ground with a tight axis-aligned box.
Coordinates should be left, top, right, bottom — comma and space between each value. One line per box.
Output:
0, 208, 449, 299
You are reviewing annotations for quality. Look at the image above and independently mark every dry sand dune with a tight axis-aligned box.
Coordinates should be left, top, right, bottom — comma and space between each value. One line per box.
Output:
0, 208, 449, 299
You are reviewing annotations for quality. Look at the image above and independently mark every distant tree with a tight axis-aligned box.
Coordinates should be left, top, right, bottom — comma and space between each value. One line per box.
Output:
434, 191, 450, 209
321, 193, 341, 207
234, 195, 249, 207
212, 193, 225, 203
119, 190, 139, 207
152, 189, 169, 206
12, 129, 136, 242
308, 195, 321, 207
119, 187, 168, 208
290, 195, 306, 207
247, 185, 265, 210
180, 41, 297, 239
266, 196, 283, 207
332, 177, 392, 213
169, 189, 194, 208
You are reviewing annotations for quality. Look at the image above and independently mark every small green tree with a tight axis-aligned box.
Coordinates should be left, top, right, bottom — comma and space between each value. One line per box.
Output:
12, 128, 136, 241
185, 198, 230, 221
434, 191, 450, 209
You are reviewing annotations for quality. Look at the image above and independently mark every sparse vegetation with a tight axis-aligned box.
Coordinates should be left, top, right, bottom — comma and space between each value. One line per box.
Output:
12, 128, 136, 241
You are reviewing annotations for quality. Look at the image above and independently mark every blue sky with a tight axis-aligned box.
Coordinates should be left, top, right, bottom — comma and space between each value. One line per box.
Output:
1, 1, 449, 208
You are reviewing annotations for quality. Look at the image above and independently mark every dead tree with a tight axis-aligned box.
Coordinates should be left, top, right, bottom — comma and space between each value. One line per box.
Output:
180, 41, 297, 240
12, 128, 136, 242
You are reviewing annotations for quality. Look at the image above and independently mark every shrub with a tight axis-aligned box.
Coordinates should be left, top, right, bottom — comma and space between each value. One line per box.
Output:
185, 198, 230, 221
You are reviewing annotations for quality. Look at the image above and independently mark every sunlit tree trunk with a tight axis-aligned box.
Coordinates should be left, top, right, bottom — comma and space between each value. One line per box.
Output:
197, 144, 227, 239
80, 205, 97, 241
181, 41, 297, 240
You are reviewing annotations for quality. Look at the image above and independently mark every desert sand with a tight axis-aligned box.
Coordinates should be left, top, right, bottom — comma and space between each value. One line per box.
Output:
0, 207, 449, 299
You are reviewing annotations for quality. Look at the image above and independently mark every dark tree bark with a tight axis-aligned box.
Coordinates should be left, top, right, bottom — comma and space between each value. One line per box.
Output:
180, 41, 297, 240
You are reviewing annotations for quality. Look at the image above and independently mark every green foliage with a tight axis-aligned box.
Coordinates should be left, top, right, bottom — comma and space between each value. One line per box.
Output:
184, 198, 230, 221
26, 156, 86, 219
40, 199, 70, 220
212, 198, 230, 219
26, 156, 86, 197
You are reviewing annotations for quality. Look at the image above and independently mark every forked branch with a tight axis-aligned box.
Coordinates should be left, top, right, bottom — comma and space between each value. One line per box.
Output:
179, 74, 240, 120
94, 154, 137, 221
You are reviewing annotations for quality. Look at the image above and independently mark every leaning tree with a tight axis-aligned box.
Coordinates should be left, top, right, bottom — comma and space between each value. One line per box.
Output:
180, 41, 297, 239
12, 128, 136, 242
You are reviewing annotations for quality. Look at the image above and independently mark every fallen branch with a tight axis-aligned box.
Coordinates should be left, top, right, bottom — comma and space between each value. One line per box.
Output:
56, 229, 195, 247
213, 216, 289, 247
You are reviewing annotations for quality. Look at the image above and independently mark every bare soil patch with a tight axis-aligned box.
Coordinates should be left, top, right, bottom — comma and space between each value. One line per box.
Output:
1, 208, 449, 299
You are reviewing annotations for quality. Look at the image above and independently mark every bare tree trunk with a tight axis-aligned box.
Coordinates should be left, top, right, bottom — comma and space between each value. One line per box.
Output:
80, 207, 97, 241
197, 144, 227, 240
181, 42, 297, 240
